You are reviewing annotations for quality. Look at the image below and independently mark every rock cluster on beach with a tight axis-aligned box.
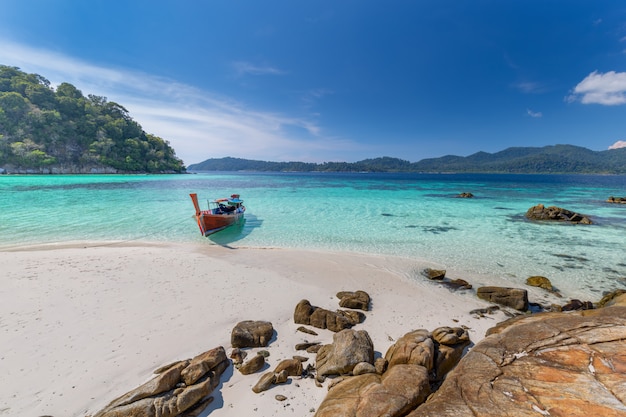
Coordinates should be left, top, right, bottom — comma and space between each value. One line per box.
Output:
92, 346, 229, 417
91, 287, 626, 417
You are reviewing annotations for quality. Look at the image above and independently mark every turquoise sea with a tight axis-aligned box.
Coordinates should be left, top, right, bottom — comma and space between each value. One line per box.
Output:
1, 172, 625, 299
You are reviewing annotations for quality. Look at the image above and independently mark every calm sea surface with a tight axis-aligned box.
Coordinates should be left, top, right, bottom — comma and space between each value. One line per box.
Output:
1, 172, 625, 298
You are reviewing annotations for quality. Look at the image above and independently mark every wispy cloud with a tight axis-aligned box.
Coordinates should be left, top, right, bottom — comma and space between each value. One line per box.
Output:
609, 140, 626, 150
513, 81, 545, 94
232, 61, 286, 76
0, 40, 362, 164
526, 108, 542, 118
567, 70, 626, 105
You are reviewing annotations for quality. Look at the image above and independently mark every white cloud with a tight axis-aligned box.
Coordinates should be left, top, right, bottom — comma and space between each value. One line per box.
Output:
608, 140, 626, 150
514, 81, 544, 94
232, 61, 286, 76
0, 40, 361, 164
567, 71, 626, 105
526, 108, 542, 118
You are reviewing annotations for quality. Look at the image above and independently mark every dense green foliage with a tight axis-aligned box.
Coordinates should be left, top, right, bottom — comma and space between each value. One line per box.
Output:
188, 145, 626, 174
0, 65, 185, 173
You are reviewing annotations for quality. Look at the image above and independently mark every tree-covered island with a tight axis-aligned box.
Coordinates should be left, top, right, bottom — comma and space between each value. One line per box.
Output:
0, 65, 185, 174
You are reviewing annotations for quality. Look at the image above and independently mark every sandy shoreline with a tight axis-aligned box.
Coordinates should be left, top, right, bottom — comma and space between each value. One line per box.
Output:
1, 241, 541, 417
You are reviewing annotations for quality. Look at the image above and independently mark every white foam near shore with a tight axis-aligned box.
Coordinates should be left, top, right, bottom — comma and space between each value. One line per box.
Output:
1, 242, 523, 417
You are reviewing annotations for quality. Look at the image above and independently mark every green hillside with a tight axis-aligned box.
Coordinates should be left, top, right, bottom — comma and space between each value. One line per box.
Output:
0, 65, 185, 174
188, 145, 626, 174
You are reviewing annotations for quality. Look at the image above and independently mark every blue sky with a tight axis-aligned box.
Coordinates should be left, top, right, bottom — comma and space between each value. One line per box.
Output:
1, 1, 626, 165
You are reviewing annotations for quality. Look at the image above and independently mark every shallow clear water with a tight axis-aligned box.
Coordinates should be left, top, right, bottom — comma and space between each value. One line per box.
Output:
1, 172, 625, 298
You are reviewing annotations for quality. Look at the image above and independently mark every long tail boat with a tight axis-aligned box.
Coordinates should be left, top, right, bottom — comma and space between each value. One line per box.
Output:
189, 193, 245, 236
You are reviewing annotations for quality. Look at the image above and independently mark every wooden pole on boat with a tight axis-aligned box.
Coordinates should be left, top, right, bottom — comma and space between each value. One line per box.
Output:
189, 193, 206, 236
190, 193, 202, 216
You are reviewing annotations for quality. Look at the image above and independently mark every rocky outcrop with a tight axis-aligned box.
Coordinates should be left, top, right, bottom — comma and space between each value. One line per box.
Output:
607, 196, 626, 204
314, 364, 431, 417
294, 299, 365, 332
314, 326, 471, 417
456, 192, 474, 198
93, 346, 229, 417
231, 320, 274, 348
251, 357, 307, 393
525, 203, 592, 224
316, 329, 375, 380
408, 306, 626, 417
476, 286, 529, 311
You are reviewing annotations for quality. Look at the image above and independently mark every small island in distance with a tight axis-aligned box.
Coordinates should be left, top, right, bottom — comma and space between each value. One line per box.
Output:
188, 144, 626, 175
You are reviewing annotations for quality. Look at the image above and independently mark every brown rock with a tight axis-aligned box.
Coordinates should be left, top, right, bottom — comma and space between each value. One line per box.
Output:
337, 290, 371, 311
252, 371, 277, 393
294, 299, 363, 332
421, 268, 446, 280
607, 196, 626, 204
238, 353, 266, 375
181, 346, 228, 385
384, 329, 434, 372
229, 347, 247, 365
231, 320, 274, 348
526, 275, 553, 291
562, 299, 594, 311
316, 329, 375, 379
525, 203, 592, 224
274, 358, 303, 376
315, 364, 431, 417
94, 347, 229, 417
431, 327, 469, 346
476, 286, 529, 311
408, 307, 626, 417
296, 325, 318, 336
597, 289, 626, 308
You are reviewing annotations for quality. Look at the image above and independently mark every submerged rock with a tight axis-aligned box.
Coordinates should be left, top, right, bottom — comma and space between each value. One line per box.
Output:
476, 286, 529, 311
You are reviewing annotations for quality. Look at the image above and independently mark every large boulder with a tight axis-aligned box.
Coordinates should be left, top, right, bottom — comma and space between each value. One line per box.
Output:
316, 329, 375, 379
314, 364, 431, 417
408, 306, 626, 417
525, 204, 592, 224
476, 286, 528, 311
384, 329, 435, 371
231, 320, 274, 348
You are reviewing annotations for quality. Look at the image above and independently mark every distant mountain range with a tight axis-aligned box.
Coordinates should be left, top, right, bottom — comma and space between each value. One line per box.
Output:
188, 145, 626, 174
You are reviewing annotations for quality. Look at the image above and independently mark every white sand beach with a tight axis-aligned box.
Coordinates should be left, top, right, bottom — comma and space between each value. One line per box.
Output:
1, 242, 523, 417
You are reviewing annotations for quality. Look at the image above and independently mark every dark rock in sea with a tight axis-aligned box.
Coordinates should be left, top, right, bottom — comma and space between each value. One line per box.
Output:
476, 286, 529, 311
525, 203, 592, 224
607, 196, 626, 204
421, 268, 446, 280
562, 299, 594, 311
441, 278, 472, 291
408, 306, 626, 417
456, 192, 474, 198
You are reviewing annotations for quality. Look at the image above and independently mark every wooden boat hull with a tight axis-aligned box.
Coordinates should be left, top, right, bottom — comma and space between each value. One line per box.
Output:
197, 211, 245, 236
190, 193, 245, 236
